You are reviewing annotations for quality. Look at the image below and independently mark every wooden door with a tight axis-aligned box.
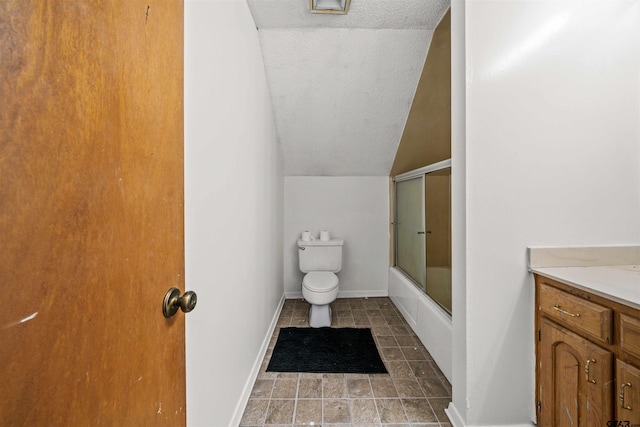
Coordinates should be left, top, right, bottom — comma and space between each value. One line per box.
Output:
538, 318, 613, 427
617, 360, 640, 423
0, 1, 185, 425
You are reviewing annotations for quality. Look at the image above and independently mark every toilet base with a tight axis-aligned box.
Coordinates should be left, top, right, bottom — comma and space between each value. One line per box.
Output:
309, 304, 332, 328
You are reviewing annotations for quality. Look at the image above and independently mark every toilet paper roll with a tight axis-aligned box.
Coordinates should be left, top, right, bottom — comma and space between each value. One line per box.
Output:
320, 230, 330, 241
301, 231, 311, 241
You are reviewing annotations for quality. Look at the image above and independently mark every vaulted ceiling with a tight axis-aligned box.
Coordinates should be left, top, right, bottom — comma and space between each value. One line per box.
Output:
247, 0, 450, 176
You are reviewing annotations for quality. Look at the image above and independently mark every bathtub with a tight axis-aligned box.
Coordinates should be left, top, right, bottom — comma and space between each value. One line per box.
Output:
388, 267, 452, 382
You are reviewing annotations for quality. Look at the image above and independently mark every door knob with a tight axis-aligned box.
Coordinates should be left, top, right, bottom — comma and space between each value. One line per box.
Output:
163, 287, 197, 318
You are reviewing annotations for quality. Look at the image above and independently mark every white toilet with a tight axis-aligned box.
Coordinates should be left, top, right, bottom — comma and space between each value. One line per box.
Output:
298, 238, 344, 328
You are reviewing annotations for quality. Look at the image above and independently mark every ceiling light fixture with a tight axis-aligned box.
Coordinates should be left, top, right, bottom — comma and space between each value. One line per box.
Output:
310, 0, 350, 15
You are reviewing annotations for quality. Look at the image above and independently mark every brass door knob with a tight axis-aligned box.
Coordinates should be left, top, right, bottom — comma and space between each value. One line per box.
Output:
163, 287, 198, 318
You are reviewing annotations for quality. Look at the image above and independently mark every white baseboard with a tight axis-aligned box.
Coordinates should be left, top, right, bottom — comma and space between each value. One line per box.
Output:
338, 289, 388, 298
284, 290, 388, 299
445, 403, 535, 427
284, 291, 303, 299
228, 294, 285, 427
445, 402, 465, 427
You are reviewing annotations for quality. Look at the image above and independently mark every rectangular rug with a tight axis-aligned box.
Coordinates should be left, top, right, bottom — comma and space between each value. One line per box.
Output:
267, 327, 387, 374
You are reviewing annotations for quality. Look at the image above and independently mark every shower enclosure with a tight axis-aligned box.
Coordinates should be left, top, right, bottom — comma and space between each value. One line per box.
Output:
394, 161, 451, 314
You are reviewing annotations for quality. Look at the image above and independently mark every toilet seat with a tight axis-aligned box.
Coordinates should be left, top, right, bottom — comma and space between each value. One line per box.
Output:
302, 272, 338, 293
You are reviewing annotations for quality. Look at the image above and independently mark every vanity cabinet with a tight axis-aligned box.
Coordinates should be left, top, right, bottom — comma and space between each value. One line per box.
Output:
617, 360, 640, 423
535, 275, 640, 426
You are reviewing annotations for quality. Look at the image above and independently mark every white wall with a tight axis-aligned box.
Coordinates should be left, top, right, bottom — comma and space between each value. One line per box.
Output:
184, 1, 284, 426
284, 176, 389, 298
449, 1, 640, 426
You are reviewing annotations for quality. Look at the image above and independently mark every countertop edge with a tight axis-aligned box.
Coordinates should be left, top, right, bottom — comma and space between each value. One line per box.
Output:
528, 245, 640, 269
531, 266, 640, 311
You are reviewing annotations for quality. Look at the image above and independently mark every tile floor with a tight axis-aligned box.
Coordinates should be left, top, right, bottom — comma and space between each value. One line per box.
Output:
240, 297, 452, 427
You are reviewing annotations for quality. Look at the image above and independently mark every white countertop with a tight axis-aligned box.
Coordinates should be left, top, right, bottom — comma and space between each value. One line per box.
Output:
528, 245, 640, 310
530, 264, 640, 310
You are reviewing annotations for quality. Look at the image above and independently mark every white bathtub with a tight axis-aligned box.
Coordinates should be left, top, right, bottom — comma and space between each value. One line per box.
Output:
388, 267, 452, 382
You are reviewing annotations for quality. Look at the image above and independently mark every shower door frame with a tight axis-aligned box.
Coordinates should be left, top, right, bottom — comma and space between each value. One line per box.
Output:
393, 158, 452, 313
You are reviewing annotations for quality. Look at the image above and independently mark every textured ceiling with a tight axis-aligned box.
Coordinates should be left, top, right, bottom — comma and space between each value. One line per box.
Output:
247, 0, 450, 176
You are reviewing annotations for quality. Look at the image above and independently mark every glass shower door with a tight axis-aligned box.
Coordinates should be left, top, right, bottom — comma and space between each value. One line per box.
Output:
424, 168, 452, 314
395, 176, 426, 291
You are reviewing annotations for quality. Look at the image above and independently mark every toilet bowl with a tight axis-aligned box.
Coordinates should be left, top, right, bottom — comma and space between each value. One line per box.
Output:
302, 272, 339, 327
298, 238, 344, 328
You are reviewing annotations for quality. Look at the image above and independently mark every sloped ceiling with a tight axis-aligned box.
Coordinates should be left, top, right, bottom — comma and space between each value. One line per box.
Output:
247, 0, 450, 176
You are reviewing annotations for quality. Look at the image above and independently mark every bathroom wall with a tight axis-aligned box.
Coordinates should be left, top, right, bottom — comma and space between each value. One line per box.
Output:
184, 1, 284, 426
284, 176, 389, 298
390, 9, 451, 177
448, 1, 640, 426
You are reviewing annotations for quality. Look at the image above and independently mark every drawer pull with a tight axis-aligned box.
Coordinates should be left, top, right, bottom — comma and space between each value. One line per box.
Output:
620, 382, 632, 410
585, 359, 596, 384
553, 304, 581, 317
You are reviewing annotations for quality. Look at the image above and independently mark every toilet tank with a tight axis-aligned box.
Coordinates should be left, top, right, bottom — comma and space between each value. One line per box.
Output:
298, 239, 344, 273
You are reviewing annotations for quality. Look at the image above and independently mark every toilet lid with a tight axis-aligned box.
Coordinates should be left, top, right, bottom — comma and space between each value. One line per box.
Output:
303, 272, 338, 293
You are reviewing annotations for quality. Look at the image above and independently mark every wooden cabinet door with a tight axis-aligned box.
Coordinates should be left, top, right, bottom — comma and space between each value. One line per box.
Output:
617, 360, 640, 423
538, 317, 613, 427
0, 1, 185, 425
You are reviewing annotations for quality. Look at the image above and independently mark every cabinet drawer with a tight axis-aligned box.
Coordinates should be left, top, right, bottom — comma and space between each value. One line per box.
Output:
539, 283, 612, 344
621, 313, 640, 360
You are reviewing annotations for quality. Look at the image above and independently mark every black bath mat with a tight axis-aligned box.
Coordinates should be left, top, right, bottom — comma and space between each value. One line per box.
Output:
267, 327, 387, 374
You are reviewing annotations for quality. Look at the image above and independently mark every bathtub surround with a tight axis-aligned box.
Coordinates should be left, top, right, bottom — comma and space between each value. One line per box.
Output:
389, 268, 453, 382
284, 176, 390, 299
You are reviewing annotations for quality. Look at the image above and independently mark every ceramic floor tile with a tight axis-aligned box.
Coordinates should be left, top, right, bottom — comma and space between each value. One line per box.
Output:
323, 376, 348, 398
323, 399, 351, 423
409, 361, 436, 378
240, 399, 269, 425
369, 315, 388, 325
346, 378, 373, 398
402, 398, 438, 423
277, 372, 300, 379
298, 378, 322, 399
271, 379, 298, 399
299, 372, 323, 379
371, 325, 393, 336
242, 297, 451, 427
353, 316, 371, 326
417, 376, 450, 398
251, 379, 274, 398
427, 397, 450, 422
375, 335, 399, 347
393, 378, 425, 398
394, 335, 418, 347
376, 398, 408, 423
390, 325, 411, 335
294, 399, 322, 425
381, 347, 405, 361
400, 346, 427, 361
386, 361, 414, 378
370, 378, 398, 398
264, 399, 295, 424
385, 316, 405, 326
350, 399, 380, 423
